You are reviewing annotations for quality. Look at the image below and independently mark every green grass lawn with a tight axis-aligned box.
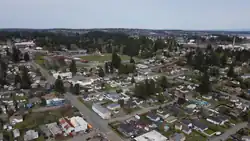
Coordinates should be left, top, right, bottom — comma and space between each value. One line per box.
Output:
15, 107, 74, 130
80, 53, 138, 62
35, 55, 45, 65
186, 131, 207, 141
204, 128, 215, 135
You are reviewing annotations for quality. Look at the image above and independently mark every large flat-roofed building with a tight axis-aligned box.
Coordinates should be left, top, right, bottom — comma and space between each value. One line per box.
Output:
134, 130, 167, 141
92, 103, 111, 119
70, 116, 88, 133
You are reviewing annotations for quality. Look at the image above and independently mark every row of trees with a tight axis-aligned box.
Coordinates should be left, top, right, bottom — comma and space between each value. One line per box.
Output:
134, 76, 169, 100
0, 31, 180, 58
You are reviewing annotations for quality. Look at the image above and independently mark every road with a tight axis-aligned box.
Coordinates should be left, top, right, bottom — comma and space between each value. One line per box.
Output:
209, 122, 248, 141
31, 61, 124, 141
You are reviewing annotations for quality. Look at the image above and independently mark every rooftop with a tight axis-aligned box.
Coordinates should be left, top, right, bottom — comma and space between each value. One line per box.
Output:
134, 130, 167, 141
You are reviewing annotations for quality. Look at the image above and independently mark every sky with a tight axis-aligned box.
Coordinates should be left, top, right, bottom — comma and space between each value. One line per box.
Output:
0, 0, 249, 30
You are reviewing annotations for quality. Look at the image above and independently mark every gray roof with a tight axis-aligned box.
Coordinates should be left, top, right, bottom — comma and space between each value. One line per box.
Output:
39, 125, 52, 137
92, 103, 110, 114
192, 120, 208, 130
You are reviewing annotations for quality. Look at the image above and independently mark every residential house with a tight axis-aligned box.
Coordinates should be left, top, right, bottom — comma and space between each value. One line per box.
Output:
105, 93, 121, 102
13, 129, 20, 138
242, 136, 250, 141
175, 122, 192, 135
206, 116, 228, 125
117, 123, 135, 138
59, 118, 75, 136
170, 133, 186, 141
107, 103, 121, 111
192, 120, 208, 132
92, 103, 111, 119
146, 112, 161, 122
157, 110, 170, 119
24, 130, 39, 141
28, 97, 41, 105
180, 119, 192, 128
46, 122, 62, 136
39, 125, 52, 138
42, 94, 65, 106
9, 113, 23, 125
165, 116, 177, 123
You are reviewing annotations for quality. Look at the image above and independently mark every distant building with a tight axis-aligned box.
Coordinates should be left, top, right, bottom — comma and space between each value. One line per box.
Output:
15, 41, 35, 48
92, 103, 111, 119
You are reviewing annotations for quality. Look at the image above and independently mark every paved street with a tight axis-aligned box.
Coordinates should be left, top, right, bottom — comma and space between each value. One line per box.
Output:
209, 122, 248, 141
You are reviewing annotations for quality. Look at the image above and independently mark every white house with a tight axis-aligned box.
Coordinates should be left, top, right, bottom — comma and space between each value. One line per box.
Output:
70, 116, 88, 133
92, 103, 111, 119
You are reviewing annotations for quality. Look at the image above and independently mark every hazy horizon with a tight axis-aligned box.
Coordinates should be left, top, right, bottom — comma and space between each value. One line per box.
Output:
1, 0, 250, 30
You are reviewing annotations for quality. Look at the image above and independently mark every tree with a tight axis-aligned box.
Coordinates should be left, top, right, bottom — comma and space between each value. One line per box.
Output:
69, 60, 77, 75
209, 67, 220, 77
74, 84, 80, 95
158, 76, 169, 90
14, 74, 21, 85
197, 71, 211, 94
130, 57, 135, 64
70, 83, 74, 93
227, 64, 236, 78
104, 62, 109, 73
24, 52, 30, 62
220, 53, 228, 67
98, 67, 105, 77
118, 99, 125, 107
54, 76, 65, 93
131, 76, 135, 84
12, 47, 21, 63
21, 66, 31, 89
111, 52, 121, 69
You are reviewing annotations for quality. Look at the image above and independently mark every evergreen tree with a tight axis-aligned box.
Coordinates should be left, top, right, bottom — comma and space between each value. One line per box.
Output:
24, 52, 30, 62
12, 47, 20, 63
98, 67, 105, 77
21, 66, 31, 89
227, 64, 236, 78
54, 76, 65, 93
70, 83, 74, 93
14, 74, 21, 85
131, 76, 135, 84
198, 71, 211, 94
74, 84, 80, 95
111, 52, 121, 69
130, 57, 135, 64
69, 60, 77, 75
220, 53, 228, 67
118, 99, 124, 107
104, 62, 109, 73
158, 76, 169, 90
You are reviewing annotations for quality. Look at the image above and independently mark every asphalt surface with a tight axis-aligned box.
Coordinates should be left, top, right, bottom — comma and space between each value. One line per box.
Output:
31, 61, 124, 141
209, 122, 248, 141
